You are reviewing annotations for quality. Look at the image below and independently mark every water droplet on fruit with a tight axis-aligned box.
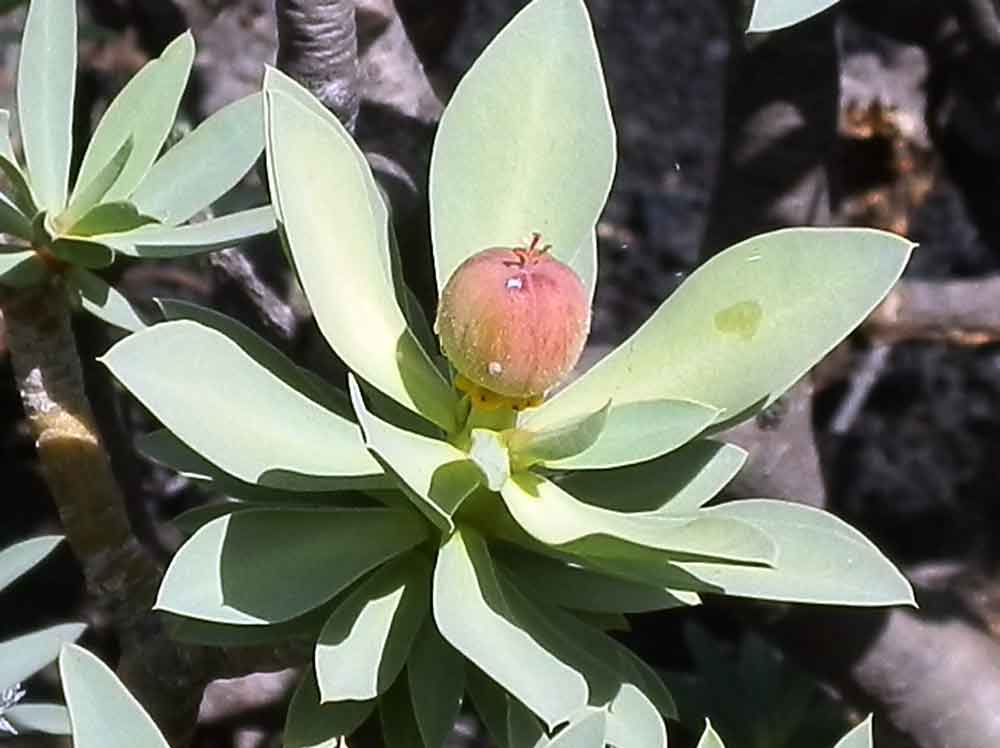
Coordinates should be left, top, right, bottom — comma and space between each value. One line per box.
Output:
506, 277, 523, 290
714, 300, 763, 340
488, 361, 503, 376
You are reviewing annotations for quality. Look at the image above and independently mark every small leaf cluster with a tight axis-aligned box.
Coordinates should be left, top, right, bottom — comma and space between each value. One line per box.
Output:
0, 0, 271, 330
99, 0, 917, 745
0, 536, 83, 737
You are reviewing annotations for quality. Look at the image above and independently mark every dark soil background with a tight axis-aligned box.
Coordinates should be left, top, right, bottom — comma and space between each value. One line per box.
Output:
3, 0, 1000, 746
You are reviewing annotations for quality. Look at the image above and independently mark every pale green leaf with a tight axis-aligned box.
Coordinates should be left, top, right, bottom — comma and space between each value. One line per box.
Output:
748, 0, 841, 32
597, 500, 915, 606
72, 32, 195, 204
408, 617, 465, 748
530, 229, 914, 428
0, 251, 45, 287
315, 554, 429, 702
162, 604, 334, 647
3, 703, 70, 735
350, 375, 480, 533
0, 191, 33, 239
0, 535, 62, 594
500, 473, 775, 564
492, 570, 675, 719
62, 137, 133, 224
496, 546, 700, 613
690, 500, 915, 605
138, 428, 388, 501
132, 93, 264, 225
47, 236, 115, 268
466, 666, 513, 748
557, 440, 747, 513
66, 267, 145, 332
432, 526, 589, 728
18, 0, 76, 212
155, 507, 427, 625
93, 206, 275, 258
155, 298, 353, 418
605, 684, 665, 748
548, 709, 607, 747
469, 428, 511, 492
59, 644, 169, 748
65, 201, 156, 237
429, 0, 614, 298
286, 667, 374, 748
264, 83, 456, 432
696, 720, 726, 748
0, 110, 37, 217
507, 401, 608, 470
0, 623, 85, 690
102, 320, 382, 488
533, 399, 720, 470
834, 716, 873, 748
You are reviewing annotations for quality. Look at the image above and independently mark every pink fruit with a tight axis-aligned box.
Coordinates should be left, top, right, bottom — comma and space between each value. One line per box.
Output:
435, 234, 591, 401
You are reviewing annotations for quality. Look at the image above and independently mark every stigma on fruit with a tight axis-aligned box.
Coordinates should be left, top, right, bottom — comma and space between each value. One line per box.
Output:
435, 232, 591, 411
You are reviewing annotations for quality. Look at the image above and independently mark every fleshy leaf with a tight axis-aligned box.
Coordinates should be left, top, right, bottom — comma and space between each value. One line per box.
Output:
3, 704, 70, 735
432, 526, 589, 728
530, 229, 914, 428
285, 667, 374, 748
66, 267, 146, 332
0, 623, 85, 690
748, 0, 841, 32
315, 554, 429, 702
557, 440, 747, 513
65, 201, 156, 237
132, 93, 264, 225
500, 473, 776, 564
548, 709, 607, 747
599, 500, 915, 606
92, 206, 275, 258
834, 716, 874, 748
59, 644, 169, 748
380, 674, 426, 748
350, 375, 480, 534
101, 320, 382, 488
429, 0, 614, 300
0, 191, 33, 240
696, 720, 726, 748
0, 251, 46, 287
605, 685, 665, 748
18, 0, 76, 212
530, 399, 720, 470
408, 617, 465, 748
47, 236, 115, 268
155, 298, 352, 417
0, 109, 36, 216
507, 401, 609, 470
469, 428, 511, 492
162, 604, 334, 648
71, 32, 195, 204
496, 546, 700, 613
62, 137, 133, 224
264, 79, 456, 432
155, 507, 427, 625
0, 535, 62, 594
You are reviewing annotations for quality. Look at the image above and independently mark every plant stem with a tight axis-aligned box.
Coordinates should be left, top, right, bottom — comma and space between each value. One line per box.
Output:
1, 279, 211, 745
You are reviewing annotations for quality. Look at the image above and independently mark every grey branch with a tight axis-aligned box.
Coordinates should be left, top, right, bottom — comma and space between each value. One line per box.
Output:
276, 0, 360, 130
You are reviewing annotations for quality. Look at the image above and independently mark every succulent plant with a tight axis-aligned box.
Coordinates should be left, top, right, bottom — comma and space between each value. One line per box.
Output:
102, 0, 915, 745
0, 0, 271, 328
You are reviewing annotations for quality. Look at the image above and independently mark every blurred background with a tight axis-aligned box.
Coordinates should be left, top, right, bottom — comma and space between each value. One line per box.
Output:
2, 0, 1000, 746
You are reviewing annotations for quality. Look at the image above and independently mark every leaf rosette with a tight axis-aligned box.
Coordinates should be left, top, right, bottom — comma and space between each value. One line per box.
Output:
0, 0, 273, 330
102, 0, 915, 745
